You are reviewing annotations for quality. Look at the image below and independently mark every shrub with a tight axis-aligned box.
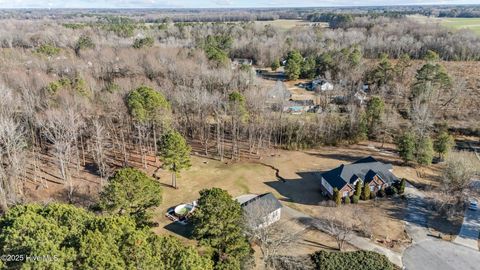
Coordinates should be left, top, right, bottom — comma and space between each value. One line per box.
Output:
333, 188, 342, 206
370, 191, 376, 200
271, 58, 280, 71
361, 184, 371, 201
344, 195, 351, 205
104, 83, 120, 93
352, 196, 359, 204
377, 189, 386, 198
35, 44, 61, 56
133, 37, 154, 49
72, 76, 91, 97
311, 250, 394, 270
44, 78, 71, 94
386, 186, 398, 196
354, 181, 362, 197
75, 35, 95, 55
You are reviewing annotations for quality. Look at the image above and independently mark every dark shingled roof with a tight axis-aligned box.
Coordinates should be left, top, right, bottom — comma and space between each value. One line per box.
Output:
241, 193, 282, 213
321, 156, 398, 190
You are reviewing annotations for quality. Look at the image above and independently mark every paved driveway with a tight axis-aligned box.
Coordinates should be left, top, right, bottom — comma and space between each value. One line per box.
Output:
454, 203, 480, 249
403, 239, 480, 270
403, 185, 480, 270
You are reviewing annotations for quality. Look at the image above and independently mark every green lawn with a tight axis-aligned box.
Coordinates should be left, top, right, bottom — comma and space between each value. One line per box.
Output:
439, 17, 480, 35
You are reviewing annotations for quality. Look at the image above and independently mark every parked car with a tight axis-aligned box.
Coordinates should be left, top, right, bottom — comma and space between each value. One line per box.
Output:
469, 199, 478, 211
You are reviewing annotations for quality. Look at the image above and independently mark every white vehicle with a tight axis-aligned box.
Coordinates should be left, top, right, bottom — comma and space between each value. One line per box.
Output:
468, 199, 478, 211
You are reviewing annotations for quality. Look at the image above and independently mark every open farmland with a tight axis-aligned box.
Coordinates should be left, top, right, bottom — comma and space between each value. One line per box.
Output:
410, 15, 480, 35
440, 17, 480, 35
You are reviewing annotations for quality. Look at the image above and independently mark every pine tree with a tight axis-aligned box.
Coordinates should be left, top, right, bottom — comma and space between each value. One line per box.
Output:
434, 131, 454, 160
285, 50, 303, 80
416, 135, 434, 165
158, 130, 191, 188
191, 188, 251, 270
365, 96, 385, 139
396, 132, 416, 164
98, 168, 162, 225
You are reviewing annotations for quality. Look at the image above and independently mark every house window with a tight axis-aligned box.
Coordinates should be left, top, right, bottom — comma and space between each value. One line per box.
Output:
343, 191, 349, 197
370, 185, 374, 191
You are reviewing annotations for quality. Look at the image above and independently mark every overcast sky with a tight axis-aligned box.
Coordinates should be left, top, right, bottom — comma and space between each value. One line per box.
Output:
0, 0, 478, 9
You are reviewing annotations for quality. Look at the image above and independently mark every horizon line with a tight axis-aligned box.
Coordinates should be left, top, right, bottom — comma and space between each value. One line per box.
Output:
1, 3, 480, 10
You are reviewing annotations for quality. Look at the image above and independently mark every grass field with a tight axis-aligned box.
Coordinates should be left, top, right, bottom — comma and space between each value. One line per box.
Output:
439, 17, 480, 35
409, 15, 480, 35
254, 19, 326, 31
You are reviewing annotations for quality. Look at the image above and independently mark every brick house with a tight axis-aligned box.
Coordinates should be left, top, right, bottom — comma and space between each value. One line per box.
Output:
319, 156, 398, 198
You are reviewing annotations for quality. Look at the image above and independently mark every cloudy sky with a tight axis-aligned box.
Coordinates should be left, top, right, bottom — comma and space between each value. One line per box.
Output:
0, 0, 478, 8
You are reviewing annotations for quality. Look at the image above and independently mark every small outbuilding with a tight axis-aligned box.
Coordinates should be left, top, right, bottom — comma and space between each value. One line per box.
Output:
238, 193, 282, 229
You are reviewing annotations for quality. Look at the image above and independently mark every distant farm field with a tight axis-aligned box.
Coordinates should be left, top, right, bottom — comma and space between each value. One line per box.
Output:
440, 17, 480, 35
254, 19, 327, 31
409, 15, 480, 35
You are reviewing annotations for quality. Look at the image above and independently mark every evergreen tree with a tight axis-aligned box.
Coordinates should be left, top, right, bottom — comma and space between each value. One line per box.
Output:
270, 58, 280, 71
411, 50, 451, 100
361, 184, 371, 201
300, 56, 316, 79
370, 53, 393, 87
74, 35, 95, 55
0, 203, 212, 270
98, 168, 162, 226
344, 195, 351, 205
191, 188, 251, 270
158, 130, 192, 188
354, 181, 362, 197
416, 135, 434, 165
333, 188, 342, 206
365, 96, 385, 139
394, 53, 411, 80
285, 50, 303, 80
396, 131, 416, 164
434, 131, 454, 160
126, 86, 171, 125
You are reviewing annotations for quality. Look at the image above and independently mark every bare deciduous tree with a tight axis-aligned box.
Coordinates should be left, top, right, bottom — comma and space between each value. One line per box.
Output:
90, 118, 110, 185
40, 105, 84, 200
312, 206, 364, 251
442, 151, 480, 196
243, 200, 303, 269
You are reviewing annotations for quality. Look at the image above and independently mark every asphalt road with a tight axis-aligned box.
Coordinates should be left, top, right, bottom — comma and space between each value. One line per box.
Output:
403, 239, 480, 270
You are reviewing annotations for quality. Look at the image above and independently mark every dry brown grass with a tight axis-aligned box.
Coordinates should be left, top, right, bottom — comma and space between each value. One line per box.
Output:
23, 140, 448, 254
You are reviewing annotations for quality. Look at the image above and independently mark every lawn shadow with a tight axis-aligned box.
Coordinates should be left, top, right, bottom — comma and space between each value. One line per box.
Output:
301, 239, 338, 251
163, 222, 194, 239
265, 171, 327, 206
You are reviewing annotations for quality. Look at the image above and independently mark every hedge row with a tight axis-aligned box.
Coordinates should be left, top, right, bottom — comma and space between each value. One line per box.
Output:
311, 250, 394, 270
